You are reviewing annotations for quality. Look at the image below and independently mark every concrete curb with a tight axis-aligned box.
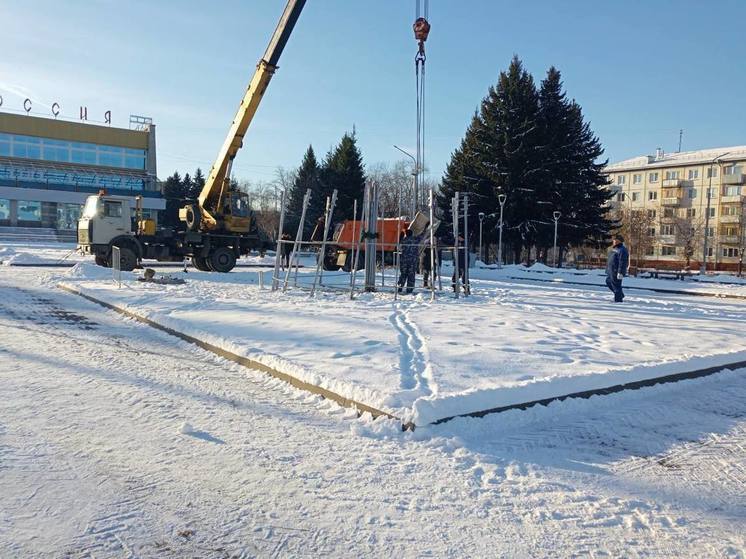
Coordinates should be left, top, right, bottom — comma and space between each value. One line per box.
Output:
57, 283, 412, 430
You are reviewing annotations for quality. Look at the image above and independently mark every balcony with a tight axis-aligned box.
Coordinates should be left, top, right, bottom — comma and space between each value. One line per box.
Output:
719, 214, 741, 224
720, 195, 745, 204
719, 235, 741, 245
661, 179, 693, 188
661, 197, 681, 206
723, 173, 746, 185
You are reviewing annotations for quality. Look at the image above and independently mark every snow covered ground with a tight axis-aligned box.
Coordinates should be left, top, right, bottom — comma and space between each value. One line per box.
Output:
57, 260, 746, 425
0, 266, 744, 557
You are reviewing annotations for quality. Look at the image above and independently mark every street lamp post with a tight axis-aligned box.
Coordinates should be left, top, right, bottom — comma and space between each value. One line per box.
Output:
553, 211, 561, 267
478, 212, 485, 264
701, 151, 730, 275
393, 145, 418, 217
497, 193, 507, 268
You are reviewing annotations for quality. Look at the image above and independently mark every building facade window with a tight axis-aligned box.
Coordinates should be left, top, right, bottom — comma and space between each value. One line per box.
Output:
686, 208, 696, 218
0, 198, 9, 220
688, 188, 697, 199
649, 172, 659, 182
722, 226, 739, 236
647, 209, 657, 218
724, 185, 742, 197
661, 224, 674, 235
616, 192, 626, 202
722, 205, 740, 216
631, 192, 640, 201
633, 174, 642, 184
661, 246, 676, 256
723, 248, 739, 258
665, 170, 680, 180
0, 132, 146, 171
17, 200, 41, 221
688, 169, 699, 179
645, 246, 656, 256
707, 167, 718, 178
616, 175, 626, 185
648, 227, 656, 236
706, 226, 715, 237
56, 203, 82, 230
663, 208, 675, 218
724, 165, 741, 176
648, 191, 658, 201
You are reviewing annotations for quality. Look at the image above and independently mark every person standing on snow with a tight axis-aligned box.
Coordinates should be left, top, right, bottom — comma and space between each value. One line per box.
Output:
606, 233, 629, 302
419, 236, 438, 288
397, 229, 419, 294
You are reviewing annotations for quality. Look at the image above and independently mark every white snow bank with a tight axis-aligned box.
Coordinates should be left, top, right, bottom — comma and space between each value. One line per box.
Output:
57, 262, 746, 425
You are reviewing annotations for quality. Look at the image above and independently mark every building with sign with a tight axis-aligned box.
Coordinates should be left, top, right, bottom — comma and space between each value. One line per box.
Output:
0, 111, 164, 240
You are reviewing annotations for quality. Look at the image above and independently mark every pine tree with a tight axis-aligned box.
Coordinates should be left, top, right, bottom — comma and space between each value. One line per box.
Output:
536, 67, 614, 259
438, 56, 543, 261
284, 146, 320, 238
191, 168, 206, 200
162, 171, 185, 227
320, 131, 366, 223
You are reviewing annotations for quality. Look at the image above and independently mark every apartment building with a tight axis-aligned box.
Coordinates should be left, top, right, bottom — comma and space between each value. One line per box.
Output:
604, 146, 746, 271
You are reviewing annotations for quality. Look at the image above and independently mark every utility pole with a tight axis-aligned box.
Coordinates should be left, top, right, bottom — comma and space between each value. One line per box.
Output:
393, 145, 418, 217
497, 193, 507, 268
701, 152, 730, 274
478, 212, 485, 263
552, 211, 561, 267
678, 129, 683, 153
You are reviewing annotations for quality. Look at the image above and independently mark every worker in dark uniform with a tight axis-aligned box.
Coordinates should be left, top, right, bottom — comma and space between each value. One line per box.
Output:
419, 237, 438, 288
452, 235, 470, 294
398, 229, 419, 294
280, 232, 292, 270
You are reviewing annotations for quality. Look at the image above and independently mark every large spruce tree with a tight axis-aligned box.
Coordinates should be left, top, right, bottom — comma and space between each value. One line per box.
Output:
440, 57, 612, 263
439, 56, 543, 260
320, 131, 366, 223
535, 67, 613, 258
284, 145, 320, 238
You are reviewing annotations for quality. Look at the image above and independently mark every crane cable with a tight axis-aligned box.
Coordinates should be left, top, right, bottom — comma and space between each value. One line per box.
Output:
413, 0, 430, 212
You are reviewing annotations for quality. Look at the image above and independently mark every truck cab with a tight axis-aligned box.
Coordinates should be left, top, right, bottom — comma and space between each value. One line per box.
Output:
78, 193, 139, 269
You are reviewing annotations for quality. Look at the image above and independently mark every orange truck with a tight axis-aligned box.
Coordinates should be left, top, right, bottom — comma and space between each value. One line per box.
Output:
320, 217, 410, 271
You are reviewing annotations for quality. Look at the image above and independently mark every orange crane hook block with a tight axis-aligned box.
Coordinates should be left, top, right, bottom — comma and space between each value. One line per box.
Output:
413, 17, 430, 51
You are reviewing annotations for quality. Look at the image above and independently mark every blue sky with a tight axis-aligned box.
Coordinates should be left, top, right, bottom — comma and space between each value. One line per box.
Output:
2, 0, 745, 185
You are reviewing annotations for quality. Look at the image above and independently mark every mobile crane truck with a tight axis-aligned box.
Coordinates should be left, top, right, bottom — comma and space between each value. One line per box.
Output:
77, 0, 306, 272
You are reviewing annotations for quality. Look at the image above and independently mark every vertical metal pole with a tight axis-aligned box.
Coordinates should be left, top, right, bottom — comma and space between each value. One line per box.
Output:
498, 201, 505, 269
479, 217, 483, 264
429, 187, 436, 301
283, 189, 310, 292
272, 189, 287, 291
259, 270, 265, 289
350, 199, 361, 299
394, 182, 402, 301
365, 182, 378, 292
380, 198, 385, 288
452, 193, 460, 298
463, 193, 470, 295
553, 218, 559, 267
311, 190, 337, 296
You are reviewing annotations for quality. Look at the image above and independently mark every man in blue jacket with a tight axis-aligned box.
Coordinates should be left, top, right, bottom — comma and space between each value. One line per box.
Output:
606, 234, 629, 302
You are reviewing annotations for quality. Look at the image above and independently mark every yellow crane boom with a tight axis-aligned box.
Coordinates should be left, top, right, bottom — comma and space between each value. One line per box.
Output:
180, 0, 306, 233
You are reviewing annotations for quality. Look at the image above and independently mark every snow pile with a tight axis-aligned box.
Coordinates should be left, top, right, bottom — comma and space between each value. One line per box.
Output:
2, 251, 51, 266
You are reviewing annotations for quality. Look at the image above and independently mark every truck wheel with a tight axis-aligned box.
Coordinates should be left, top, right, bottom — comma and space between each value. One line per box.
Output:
191, 255, 211, 271
209, 247, 236, 273
184, 205, 201, 231
95, 255, 109, 267
115, 247, 137, 272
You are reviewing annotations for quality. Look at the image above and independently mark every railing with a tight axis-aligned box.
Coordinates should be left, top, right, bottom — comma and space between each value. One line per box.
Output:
723, 173, 746, 185
719, 214, 741, 224
719, 235, 741, 245
661, 197, 681, 206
